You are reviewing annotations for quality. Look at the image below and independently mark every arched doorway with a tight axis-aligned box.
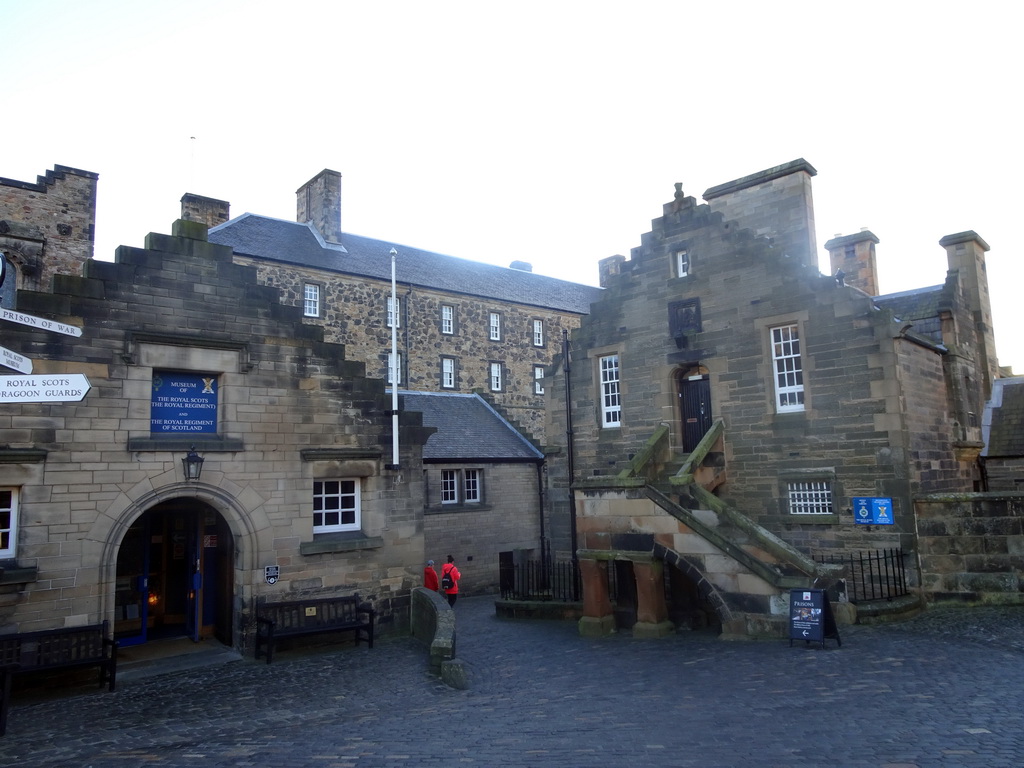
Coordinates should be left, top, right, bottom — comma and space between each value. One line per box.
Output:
113, 499, 234, 647
677, 367, 712, 453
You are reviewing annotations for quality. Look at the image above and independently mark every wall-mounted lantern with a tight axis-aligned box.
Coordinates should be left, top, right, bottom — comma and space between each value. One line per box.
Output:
182, 445, 204, 482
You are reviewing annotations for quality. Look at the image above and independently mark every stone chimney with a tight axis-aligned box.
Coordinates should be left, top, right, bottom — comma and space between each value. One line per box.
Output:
509, 260, 533, 272
296, 169, 342, 244
180, 193, 230, 229
940, 231, 998, 396
824, 230, 880, 295
598, 254, 626, 287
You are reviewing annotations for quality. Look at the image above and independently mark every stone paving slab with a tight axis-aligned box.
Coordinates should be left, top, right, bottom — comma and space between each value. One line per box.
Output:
3, 598, 1024, 767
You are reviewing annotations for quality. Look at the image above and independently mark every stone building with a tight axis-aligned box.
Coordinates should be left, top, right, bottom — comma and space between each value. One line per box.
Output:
544, 159, 1010, 638
0, 165, 98, 307
400, 390, 546, 591
1, 197, 434, 645
185, 170, 603, 446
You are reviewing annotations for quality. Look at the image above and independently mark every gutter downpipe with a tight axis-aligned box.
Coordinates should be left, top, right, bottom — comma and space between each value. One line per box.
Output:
562, 328, 579, 600
389, 248, 399, 469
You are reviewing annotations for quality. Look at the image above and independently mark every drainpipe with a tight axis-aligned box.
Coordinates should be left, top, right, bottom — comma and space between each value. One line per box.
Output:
562, 329, 579, 599
536, 460, 547, 562
389, 248, 399, 469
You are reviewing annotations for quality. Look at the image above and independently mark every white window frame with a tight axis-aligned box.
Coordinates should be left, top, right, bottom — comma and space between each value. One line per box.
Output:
489, 312, 501, 341
489, 362, 503, 392
387, 296, 401, 328
771, 324, 804, 412
303, 283, 321, 317
463, 468, 481, 503
600, 354, 621, 428
787, 480, 833, 515
0, 487, 18, 559
441, 357, 456, 389
532, 319, 544, 347
313, 479, 361, 532
534, 365, 545, 395
438, 468, 483, 505
441, 470, 458, 504
676, 250, 690, 278
388, 352, 402, 385
441, 304, 454, 335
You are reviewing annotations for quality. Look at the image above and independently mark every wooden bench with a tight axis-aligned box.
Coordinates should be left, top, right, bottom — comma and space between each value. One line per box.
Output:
0, 621, 118, 736
255, 594, 374, 664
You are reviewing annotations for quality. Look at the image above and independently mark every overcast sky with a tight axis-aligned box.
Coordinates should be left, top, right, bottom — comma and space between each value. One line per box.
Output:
4, 0, 1022, 372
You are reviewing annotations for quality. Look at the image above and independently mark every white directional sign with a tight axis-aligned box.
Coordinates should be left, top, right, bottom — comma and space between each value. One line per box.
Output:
0, 307, 83, 337
0, 374, 91, 402
0, 345, 32, 374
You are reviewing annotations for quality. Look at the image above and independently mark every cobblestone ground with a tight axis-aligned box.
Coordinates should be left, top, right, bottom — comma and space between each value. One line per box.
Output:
3, 598, 1024, 767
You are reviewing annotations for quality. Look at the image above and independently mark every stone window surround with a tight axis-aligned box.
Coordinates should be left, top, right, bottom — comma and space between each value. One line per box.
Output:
779, 468, 840, 523
754, 311, 812, 416
124, 333, 249, 453
424, 465, 490, 511
303, 280, 324, 318
441, 356, 458, 389
0, 449, 46, 583
489, 361, 504, 392
591, 343, 622, 429
300, 450, 385, 555
532, 318, 545, 347
440, 304, 456, 335
534, 365, 545, 395
489, 311, 502, 341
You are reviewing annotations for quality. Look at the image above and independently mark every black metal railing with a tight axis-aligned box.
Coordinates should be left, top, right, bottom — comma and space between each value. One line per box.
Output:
500, 558, 624, 603
815, 548, 909, 603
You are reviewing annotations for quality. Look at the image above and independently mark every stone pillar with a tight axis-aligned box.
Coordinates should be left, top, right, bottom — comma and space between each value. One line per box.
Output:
632, 558, 675, 639
577, 557, 615, 637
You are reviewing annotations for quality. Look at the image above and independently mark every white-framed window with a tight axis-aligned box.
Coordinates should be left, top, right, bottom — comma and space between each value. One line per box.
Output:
387, 296, 401, 328
0, 488, 18, 559
771, 324, 804, 412
489, 312, 501, 341
532, 319, 544, 347
439, 469, 483, 505
787, 480, 833, 515
441, 357, 456, 389
489, 362, 503, 392
676, 250, 690, 278
534, 365, 545, 395
313, 479, 361, 532
387, 352, 402, 385
464, 468, 481, 503
600, 354, 621, 427
441, 470, 458, 504
441, 304, 454, 335
303, 283, 321, 317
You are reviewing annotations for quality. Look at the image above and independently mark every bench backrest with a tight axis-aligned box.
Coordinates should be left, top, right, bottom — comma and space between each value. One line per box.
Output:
0, 622, 111, 668
260, 596, 367, 631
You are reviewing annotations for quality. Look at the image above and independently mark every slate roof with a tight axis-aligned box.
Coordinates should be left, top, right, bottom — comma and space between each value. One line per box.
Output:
397, 390, 544, 462
208, 214, 603, 314
873, 285, 945, 343
982, 377, 1024, 458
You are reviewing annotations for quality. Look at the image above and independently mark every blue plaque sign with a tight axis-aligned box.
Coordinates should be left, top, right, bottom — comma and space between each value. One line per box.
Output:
852, 497, 894, 525
151, 372, 218, 433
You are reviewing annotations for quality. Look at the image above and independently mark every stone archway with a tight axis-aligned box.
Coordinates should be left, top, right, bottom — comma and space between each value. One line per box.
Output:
92, 479, 264, 651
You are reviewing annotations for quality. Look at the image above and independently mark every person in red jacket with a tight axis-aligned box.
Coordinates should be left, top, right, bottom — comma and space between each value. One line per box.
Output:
423, 559, 439, 591
441, 554, 461, 606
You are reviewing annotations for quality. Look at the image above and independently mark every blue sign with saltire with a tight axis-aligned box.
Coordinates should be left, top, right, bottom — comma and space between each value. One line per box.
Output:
853, 497, 894, 525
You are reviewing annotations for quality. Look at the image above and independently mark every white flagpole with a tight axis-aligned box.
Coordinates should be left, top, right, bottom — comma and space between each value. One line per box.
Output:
389, 248, 399, 468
